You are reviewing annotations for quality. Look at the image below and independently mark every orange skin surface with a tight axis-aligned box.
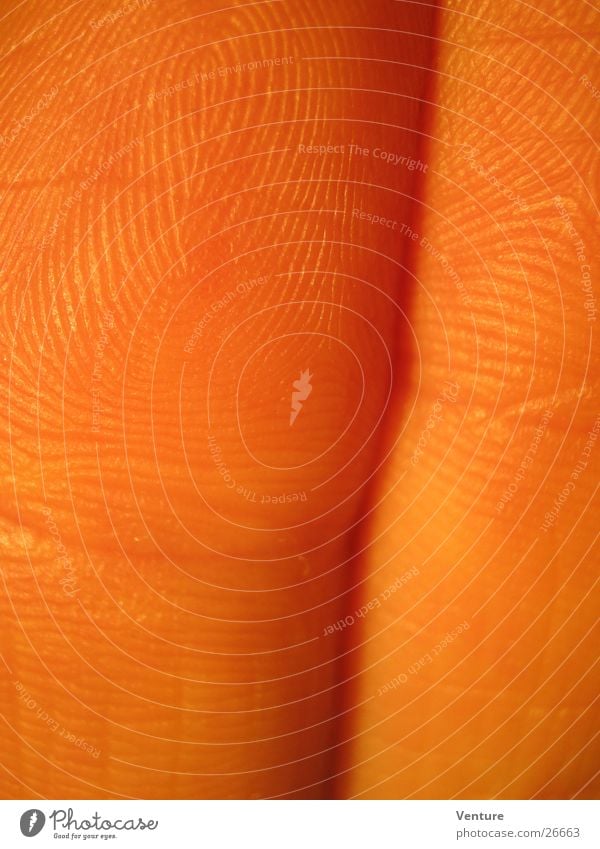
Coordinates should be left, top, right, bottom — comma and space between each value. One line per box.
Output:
0, 0, 598, 799
338, 2, 599, 799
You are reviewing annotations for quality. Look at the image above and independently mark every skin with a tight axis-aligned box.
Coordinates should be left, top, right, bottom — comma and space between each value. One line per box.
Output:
337, 2, 599, 799
0, 0, 597, 799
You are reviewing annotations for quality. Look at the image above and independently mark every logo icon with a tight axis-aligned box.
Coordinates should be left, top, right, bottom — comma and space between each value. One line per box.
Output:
20, 809, 45, 837
290, 369, 313, 425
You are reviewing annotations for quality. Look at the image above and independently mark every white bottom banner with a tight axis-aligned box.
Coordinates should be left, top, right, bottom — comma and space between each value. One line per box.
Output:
0, 800, 597, 848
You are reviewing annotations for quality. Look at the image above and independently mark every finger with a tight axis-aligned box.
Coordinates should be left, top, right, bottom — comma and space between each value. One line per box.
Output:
0, 1, 437, 797
340, 0, 599, 798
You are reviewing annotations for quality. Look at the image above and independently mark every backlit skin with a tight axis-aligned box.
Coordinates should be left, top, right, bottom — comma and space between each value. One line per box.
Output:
0, 0, 597, 800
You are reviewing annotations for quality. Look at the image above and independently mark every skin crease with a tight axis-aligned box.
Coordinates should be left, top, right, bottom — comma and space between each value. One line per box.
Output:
0, 0, 596, 802
337, 1, 599, 799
